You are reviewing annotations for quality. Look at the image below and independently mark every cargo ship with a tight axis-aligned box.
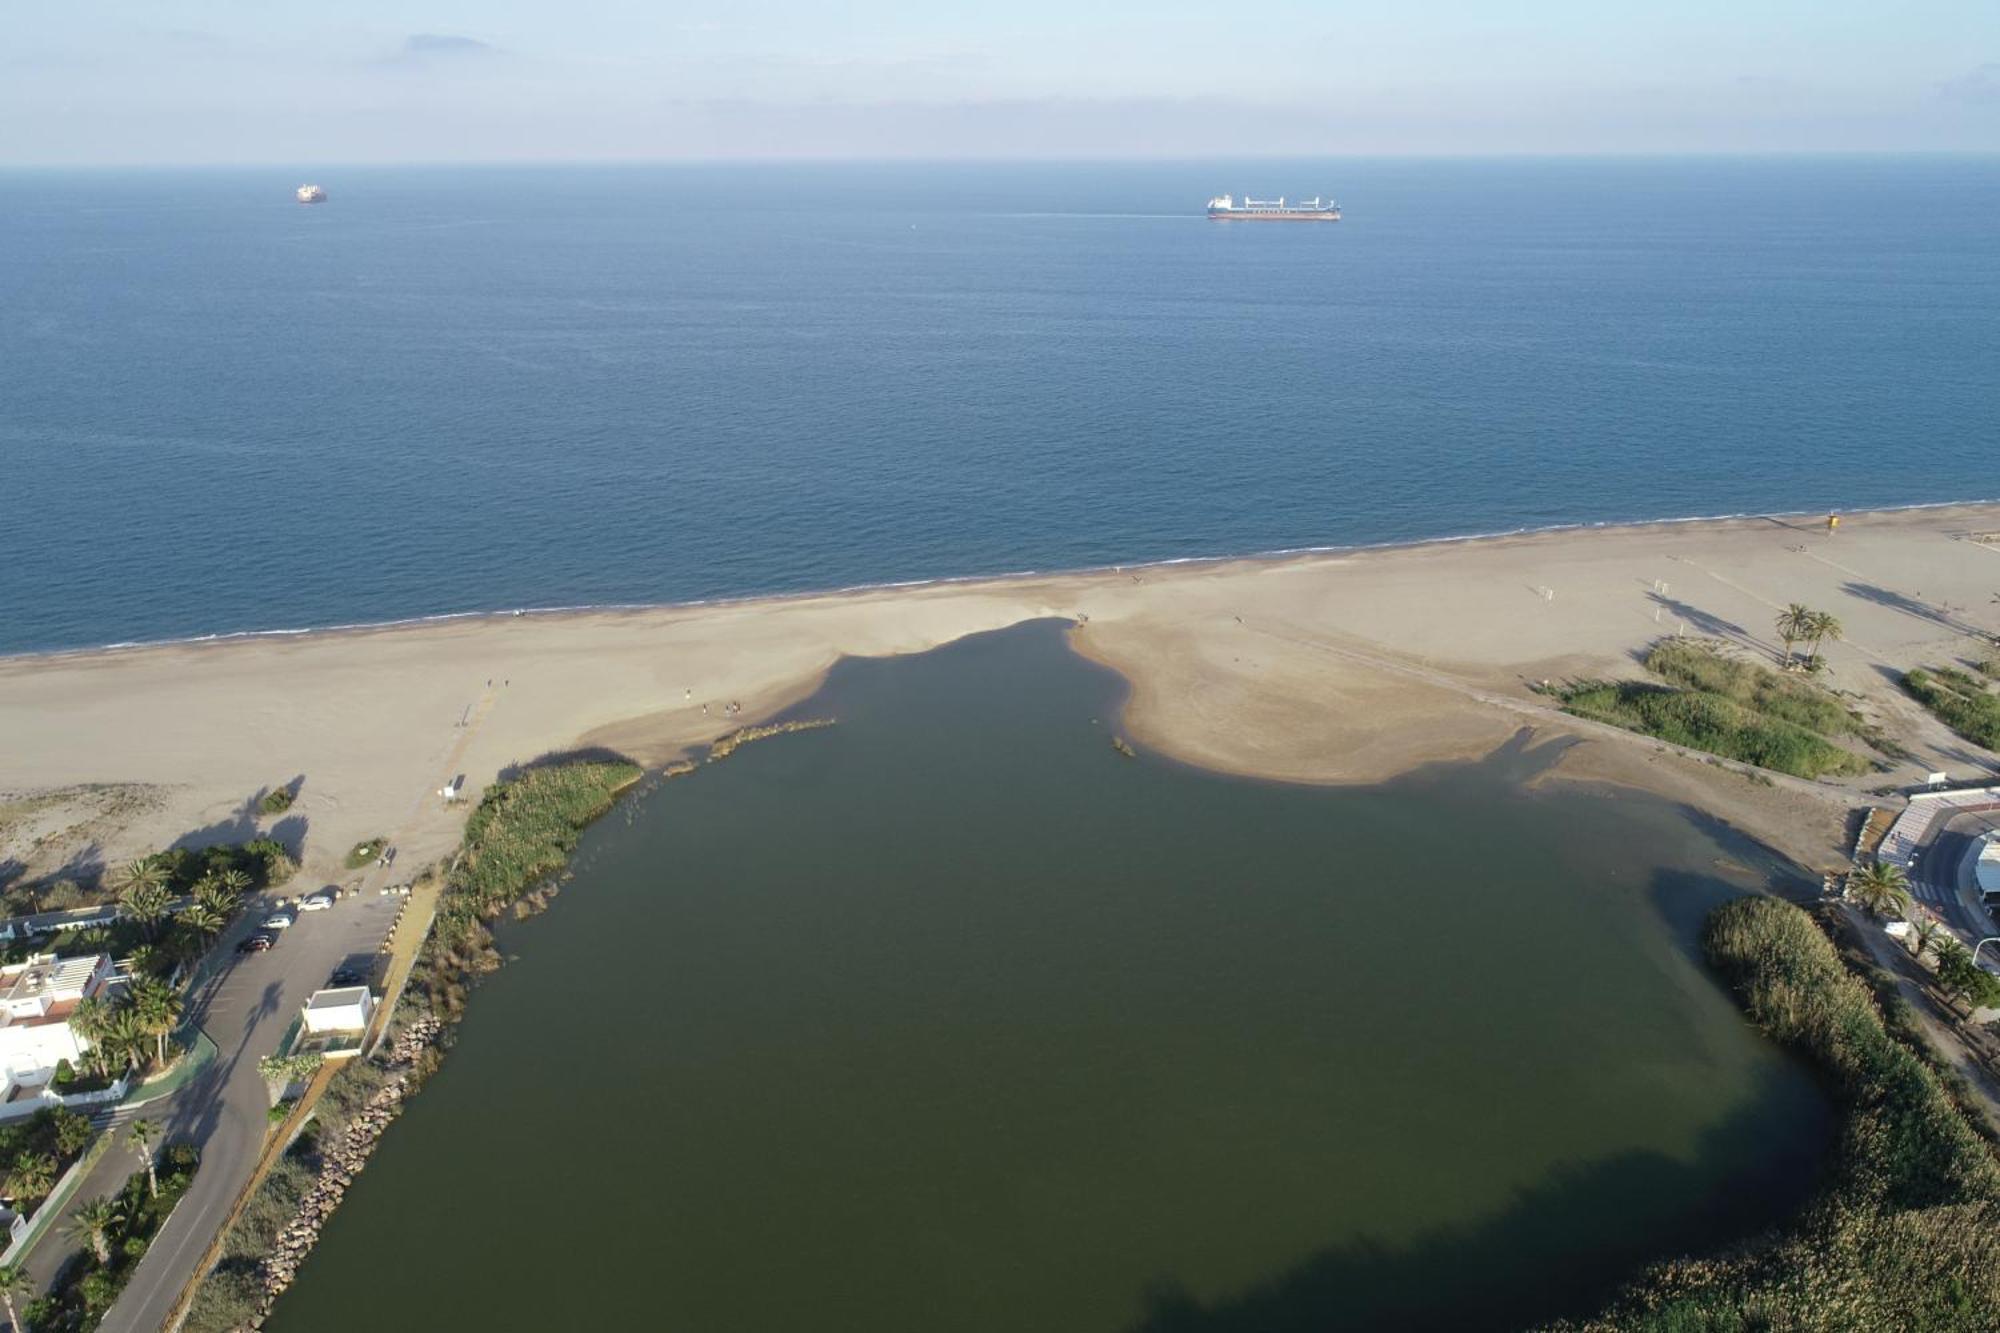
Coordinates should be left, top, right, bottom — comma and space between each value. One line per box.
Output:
1206, 194, 1339, 221
295, 184, 327, 204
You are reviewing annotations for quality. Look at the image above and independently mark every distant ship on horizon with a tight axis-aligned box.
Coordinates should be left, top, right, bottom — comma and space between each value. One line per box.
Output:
1206, 194, 1340, 221
295, 184, 327, 204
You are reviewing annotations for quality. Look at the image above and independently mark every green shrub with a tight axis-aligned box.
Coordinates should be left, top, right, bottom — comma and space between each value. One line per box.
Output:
345, 837, 387, 869
1560, 678, 1870, 778
258, 787, 295, 815
451, 762, 641, 916
1646, 640, 1865, 736
155, 840, 296, 893
1905, 668, 2000, 751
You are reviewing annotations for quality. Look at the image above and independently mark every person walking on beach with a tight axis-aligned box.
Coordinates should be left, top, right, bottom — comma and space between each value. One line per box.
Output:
1826, 513, 1840, 534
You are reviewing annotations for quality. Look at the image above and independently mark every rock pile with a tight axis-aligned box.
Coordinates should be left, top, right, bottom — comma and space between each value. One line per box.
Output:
250, 1014, 443, 1320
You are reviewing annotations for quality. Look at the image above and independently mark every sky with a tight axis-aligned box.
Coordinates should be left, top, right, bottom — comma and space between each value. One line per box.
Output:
5, 0, 1998, 164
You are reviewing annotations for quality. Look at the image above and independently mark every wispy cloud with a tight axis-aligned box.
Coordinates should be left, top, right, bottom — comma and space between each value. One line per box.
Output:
403, 33, 497, 58
1939, 62, 2000, 104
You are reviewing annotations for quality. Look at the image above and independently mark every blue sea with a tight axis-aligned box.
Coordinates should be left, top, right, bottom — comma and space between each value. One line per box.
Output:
3, 157, 1995, 656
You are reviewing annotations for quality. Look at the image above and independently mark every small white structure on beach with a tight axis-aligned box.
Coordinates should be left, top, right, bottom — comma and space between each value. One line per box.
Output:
301, 986, 375, 1035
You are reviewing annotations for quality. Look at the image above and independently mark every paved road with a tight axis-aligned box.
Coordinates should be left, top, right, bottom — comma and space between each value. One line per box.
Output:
1911, 809, 2000, 944
86, 888, 404, 1333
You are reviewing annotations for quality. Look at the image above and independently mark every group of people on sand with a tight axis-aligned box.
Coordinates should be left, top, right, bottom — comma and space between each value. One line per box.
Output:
687, 687, 742, 718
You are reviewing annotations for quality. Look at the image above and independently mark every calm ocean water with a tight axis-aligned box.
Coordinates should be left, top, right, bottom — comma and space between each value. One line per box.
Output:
3, 157, 1995, 655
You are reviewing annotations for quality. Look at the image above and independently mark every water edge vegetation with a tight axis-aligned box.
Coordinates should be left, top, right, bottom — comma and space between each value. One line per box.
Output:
1552, 896, 2000, 1331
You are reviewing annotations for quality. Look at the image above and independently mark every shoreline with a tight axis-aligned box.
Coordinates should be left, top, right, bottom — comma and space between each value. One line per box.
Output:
5, 498, 1999, 890
8, 494, 1996, 664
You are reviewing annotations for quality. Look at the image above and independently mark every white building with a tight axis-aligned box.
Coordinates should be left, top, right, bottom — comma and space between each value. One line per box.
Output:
301, 987, 375, 1036
0, 953, 116, 1102
1979, 833, 2000, 898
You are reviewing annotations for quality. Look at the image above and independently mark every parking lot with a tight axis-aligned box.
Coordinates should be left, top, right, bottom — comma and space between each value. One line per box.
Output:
90, 882, 409, 1333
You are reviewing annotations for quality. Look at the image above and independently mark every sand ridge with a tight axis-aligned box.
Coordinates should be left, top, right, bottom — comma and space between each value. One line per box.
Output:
4, 503, 1997, 887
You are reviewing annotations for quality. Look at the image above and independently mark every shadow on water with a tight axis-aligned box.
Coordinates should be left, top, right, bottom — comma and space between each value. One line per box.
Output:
1128, 1089, 1826, 1333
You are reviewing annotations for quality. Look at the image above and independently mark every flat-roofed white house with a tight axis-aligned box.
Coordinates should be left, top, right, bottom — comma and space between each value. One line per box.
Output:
301, 987, 375, 1036
0, 953, 116, 1108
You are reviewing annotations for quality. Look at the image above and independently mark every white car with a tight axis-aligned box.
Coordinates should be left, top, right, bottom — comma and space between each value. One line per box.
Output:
299, 891, 336, 912
261, 910, 296, 930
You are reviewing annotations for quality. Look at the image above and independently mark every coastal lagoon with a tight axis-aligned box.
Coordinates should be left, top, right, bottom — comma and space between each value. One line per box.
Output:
271, 622, 1830, 1332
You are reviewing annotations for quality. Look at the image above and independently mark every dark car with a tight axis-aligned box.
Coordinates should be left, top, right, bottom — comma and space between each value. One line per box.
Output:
236, 931, 276, 954
329, 966, 368, 986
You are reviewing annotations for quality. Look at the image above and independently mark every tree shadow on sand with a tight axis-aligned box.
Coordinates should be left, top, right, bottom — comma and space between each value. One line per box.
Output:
172, 790, 309, 859
1643, 594, 1776, 659
1841, 581, 1985, 640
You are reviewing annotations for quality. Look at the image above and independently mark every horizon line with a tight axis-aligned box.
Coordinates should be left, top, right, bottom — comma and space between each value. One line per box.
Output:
5, 148, 1998, 171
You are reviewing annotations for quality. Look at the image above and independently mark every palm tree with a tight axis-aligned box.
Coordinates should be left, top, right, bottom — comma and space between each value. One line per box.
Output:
121, 880, 174, 939
67, 1197, 122, 1266
128, 1119, 162, 1199
68, 995, 110, 1050
1848, 861, 1912, 918
0, 1261, 33, 1333
113, 856, 167, 900
1775, 603, 1812, 667
193, 877, 235, 921
1909, 914, 1945, 963
101, 1009, 147, 1076
129, 977, 183, 1065
8, 1153, 56, 1203
213, 868, 251, 897
1805, 611, 1844, 668
176, 900, 226, 942
124, 943, 161, 980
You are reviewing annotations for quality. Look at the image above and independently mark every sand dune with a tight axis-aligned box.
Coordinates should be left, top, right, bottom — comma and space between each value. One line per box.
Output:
5, 503, 1997, 889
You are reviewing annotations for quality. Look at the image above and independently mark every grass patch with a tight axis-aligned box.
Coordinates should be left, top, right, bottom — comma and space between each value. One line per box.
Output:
1647, 639, 1867, 736
1553, 641, 1873, 779
343, 837, 388, 870
26, 1145, 199, 1333
1548, 897, 2000, 1331
1905, 667, 2000, 752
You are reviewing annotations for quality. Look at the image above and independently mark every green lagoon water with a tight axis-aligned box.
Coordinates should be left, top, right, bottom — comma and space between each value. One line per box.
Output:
273, 621, 1830, 1332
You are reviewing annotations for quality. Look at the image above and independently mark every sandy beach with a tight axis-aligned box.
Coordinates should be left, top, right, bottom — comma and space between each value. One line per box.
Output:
5, 503, 1999, 888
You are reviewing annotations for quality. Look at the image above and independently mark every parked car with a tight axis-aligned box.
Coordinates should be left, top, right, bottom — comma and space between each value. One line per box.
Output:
330, 966, 369, 987
236, 932, 276, 954
300, 891, 337, 912
262, 910, 296, 930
